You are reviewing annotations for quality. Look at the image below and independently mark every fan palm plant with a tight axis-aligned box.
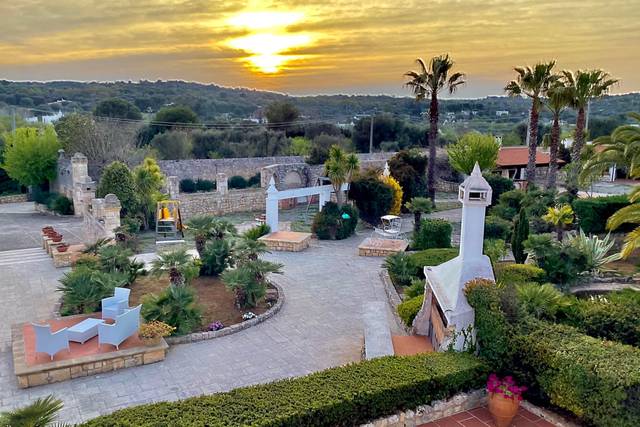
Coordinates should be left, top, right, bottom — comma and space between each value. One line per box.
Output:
563, 69, 618, 193
405, 54, 465, 201
324, 145, 359, 206
233, 237, 270, 265
141, 286, 202, 335
543, 80, 572, 189
607, 185, 640, 259
0, 395, 68, 427
185, 215, 216, 256
504, 61, 558, 187
542, 204, 574, 241
405, 197, 433, 233
150, 248, 194, 287
222, 259, 283, 308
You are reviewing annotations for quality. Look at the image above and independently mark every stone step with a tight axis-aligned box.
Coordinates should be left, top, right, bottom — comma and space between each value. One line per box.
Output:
0, 247, 50, 266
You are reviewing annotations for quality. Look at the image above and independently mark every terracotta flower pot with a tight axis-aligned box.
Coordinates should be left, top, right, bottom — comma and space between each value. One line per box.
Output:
488, 393, 520, 427
52, 236, 63, 243
44, 230, 57, 237
42, 226, 54, 232
57, 244, 69, 253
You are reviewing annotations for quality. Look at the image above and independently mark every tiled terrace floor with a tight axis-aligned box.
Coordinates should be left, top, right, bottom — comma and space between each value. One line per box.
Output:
419, 405, 555, 427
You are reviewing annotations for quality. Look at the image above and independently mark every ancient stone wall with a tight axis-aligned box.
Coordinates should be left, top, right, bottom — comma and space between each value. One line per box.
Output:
176, 188, 265, 219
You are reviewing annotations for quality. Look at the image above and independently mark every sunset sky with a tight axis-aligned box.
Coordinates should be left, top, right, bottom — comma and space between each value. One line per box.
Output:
1, 0, 638, 97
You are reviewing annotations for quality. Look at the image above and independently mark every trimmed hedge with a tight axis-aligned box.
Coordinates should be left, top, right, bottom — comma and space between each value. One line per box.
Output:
228, 175, 248, 189
493, 263, 546, 285
412, 219, 452, 250
572, 195, 629, 234
514, 320, 640, 427
397, 294, 424, 328
312, 202, 358, 240
82, 352, 487, 427
484, 216, 512, 241
408, 248, 458, 278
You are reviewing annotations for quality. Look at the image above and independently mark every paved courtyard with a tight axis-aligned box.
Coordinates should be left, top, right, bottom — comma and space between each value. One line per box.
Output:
0, 205, 404, 423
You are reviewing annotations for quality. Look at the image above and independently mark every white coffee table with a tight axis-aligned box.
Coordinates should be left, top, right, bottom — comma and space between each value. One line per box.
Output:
68, 318, 105, 344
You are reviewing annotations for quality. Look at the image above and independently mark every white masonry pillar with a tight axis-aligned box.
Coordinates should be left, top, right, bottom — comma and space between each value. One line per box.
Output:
265, 177, 279, 232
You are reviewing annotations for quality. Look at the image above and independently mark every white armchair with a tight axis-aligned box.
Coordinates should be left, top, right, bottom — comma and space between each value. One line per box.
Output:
32, 323, 70, 360
98, 305, 141, 350
101, 287, 131, 320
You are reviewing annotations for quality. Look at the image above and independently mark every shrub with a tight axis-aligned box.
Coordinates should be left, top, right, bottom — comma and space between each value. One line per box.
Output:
228, 175, 248, 189
483, 174, 515, 205
388, 149, 428, 205
348, 176, 394, 225
195, 179, 215, 192
2, 126, 60, 187
573, 195, 629, 234
81, 352, 486, 427
494, 263, 546, 285
407, 248, 458, 277
491, 189, 525, 221
48, 194, 74, 215
447, 132, 499, 174
511, 208, 529, 264
484, 216, 512, 241
412, 219, 452, 250
142, 286, 202, 335
483, 239, 507, 265
200, 239, 231, 276
524, 234, 588, 285
380, 175, 403, 215
179, 178, 196, 193
514, 319, 640, 427
57, 267, 126, 315
397, 294, 424, 328
32, 189, 55, 205
97, 161, 138, 215
222, 259, 282, 308
243, 224, 271, 241
247, 173, 261, 187
404, 278, 425, 299
150, 131, 193, 160
383, 252, 416, 287
311, 202, 358, 240
516, 283, 570, 320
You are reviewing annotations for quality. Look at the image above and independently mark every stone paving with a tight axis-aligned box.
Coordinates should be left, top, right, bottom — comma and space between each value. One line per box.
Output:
0, 205, 404, 424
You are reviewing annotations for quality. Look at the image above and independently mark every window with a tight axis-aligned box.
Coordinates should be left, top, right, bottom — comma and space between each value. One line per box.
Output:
468, 191, 487, 201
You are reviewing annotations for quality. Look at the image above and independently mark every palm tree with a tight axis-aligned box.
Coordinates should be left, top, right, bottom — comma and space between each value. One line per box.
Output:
405, 197, 433, 232
581, 112, 640, 183
542, 204, 574, 241
405, 54, 465, 201
563, 69, 618, 193
543, 80, 572, 189
233, 237, 270, 265
324, 145, 359, 206
151, 248, 193, 287
185, 215, 215, 256
504, 61, 557, 188
607, 186, 640, 259
0, 395, 69, 427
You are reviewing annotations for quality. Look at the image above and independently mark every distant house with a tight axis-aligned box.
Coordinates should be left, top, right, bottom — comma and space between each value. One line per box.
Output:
495, 110, 509, 117
495, 146, 563, 181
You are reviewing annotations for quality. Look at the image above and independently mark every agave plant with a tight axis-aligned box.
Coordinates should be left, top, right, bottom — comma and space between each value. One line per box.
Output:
0, 395, 69, 427
567, 229, 621, 273
82, 237, 113, 255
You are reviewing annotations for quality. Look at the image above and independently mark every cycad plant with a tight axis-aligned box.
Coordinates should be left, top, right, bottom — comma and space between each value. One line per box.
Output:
150, 248, 196, 287
607, 186, 640, 259
405, 54, 465, 201
0, 395, 68, 427
542, 204, 574, 241
566, 229, 620, 273
504, 61, 558, 187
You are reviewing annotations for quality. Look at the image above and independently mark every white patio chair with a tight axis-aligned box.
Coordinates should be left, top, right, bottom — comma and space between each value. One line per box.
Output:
373, 215, 403, 239
98, 305, 141, 350
101, 287, 131, 320
32, 323, 70, 360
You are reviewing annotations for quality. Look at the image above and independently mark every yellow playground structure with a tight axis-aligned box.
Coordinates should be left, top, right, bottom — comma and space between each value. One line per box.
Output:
156, 200, 184, 241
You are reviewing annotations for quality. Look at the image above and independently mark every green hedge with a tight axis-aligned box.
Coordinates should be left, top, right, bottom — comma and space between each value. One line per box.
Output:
397, 294, 424, 327
312, 202, 358, 240
484, 216, 512, 241
412, 219, 452, 250
514, 320, 640, 427
572, 195, 629, 234
408, 248, 458, 278
493, 263, 546, 285
82, 352, 487, 427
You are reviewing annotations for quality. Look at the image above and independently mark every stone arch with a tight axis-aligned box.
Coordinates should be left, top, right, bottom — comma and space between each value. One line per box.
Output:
283, 170, 304, 189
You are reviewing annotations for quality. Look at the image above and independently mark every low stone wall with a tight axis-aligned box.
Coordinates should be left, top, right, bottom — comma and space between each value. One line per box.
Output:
379, 270, 411, 334
259, 232, 312, 252
358, 238, 408, 257
0, 193, 27, 204
177, 188, 265, 219
362, 390, 487, 427
165, 282, 284, 345
159, 156, 305, 181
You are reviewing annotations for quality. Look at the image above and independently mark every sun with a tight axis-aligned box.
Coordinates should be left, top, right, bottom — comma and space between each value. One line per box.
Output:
225, 11, 313, 74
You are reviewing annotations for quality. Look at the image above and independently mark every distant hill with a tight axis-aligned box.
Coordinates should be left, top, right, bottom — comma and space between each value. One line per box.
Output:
0, 80, 638, 123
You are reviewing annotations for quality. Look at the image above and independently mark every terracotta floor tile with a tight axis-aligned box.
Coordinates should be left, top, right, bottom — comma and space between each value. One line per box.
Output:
518, 408, 541, 421
417, 423, 439, 427
468, 407, 493, 422
435, 417, 464, 427
535, 420, 556, 427
459, 418, 490, 427
511, 416, 538, 427
450, 411, 476, 422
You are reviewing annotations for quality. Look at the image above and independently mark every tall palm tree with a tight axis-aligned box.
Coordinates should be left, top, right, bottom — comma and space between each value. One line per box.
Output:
563, 69, 618, 193
504, 61, 558, 188
324, 145, 359, 206
543, 80, 572, 189
608, 186, 640, 259
405, 54, 465, 201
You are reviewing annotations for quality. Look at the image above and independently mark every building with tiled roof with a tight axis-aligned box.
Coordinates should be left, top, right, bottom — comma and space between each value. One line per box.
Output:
496, 146, 564, 181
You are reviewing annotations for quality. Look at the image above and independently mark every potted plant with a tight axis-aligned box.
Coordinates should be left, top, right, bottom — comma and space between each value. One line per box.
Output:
57, 243, 70, 253
42, 226, 54, 233
139, 321, 175, 346
487, 373, 527, 427
51, 234, 63, 243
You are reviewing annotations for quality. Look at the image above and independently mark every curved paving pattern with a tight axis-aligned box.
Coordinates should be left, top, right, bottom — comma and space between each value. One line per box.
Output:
0, 229, 403, 423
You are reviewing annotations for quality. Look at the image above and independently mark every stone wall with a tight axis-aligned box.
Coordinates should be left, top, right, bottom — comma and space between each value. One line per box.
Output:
177, 188, 265, 219
0, 194, 27, 204
83, 194, 121, 243
52, 151, 97, 217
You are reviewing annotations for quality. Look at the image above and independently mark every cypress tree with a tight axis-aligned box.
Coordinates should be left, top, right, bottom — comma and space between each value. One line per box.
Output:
511, 208, 529, 264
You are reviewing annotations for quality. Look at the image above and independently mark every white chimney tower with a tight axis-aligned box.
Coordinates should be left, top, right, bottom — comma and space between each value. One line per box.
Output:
412, 162, 495, 351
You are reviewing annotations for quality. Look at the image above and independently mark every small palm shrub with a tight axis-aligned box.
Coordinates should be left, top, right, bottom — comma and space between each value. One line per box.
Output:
58, 267, 126, 315
82, 237, 113, 255
412, 219, 452, 250
312, 202, 358, 240
405, 197, 433, 233
524, 234, 589, 285
516, 283, 570, 320
200, 239, 231, 276
397, 294, 424, 328
404, 278, 425, 299
0, 395, 67, 427
142, 286, 202, 335
383, 252, 416, 287
222, 259, 283, 308
150, 249, 197, 287
233, 238, 270, 265
243, 224, 271, 241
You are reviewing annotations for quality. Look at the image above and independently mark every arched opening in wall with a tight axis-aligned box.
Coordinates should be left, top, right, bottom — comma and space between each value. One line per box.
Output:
280, 171, 305, 210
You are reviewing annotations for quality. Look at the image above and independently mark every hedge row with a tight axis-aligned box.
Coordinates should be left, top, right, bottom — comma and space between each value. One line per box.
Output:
82, 352, 487, 427
397, 294, 424, 327
412, 219, 452, 250
514, 320, 640, 427
572, 195, 629, 234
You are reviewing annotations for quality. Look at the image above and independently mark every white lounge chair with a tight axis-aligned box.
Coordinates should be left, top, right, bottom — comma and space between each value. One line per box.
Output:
101, 287, 131, 320
98, 305, 141, 350
32, 323, 70, 360
373, 215, 403, 239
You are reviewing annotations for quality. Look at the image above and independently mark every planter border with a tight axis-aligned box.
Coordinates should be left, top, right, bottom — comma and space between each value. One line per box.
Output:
165, 281, 284, 345
379, 270, 411, 334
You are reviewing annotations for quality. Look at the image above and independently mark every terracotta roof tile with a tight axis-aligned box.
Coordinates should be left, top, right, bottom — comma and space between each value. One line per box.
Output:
497, 146, 561, 167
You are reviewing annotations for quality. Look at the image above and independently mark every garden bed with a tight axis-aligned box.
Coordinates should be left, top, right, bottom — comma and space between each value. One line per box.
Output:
130, 275, 274, 333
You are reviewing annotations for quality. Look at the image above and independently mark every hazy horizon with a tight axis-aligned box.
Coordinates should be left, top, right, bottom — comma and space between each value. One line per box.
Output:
1, 1, 639, 97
